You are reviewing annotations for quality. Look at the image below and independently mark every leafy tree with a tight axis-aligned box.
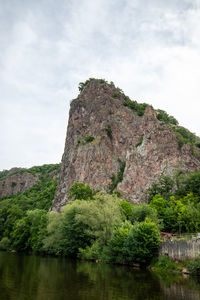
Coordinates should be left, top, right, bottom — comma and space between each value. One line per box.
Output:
42, 211, 63, 255
130, 203, 162, 229
58, 202, 93, 257
11, 209, 47, 252
119, 200, 133, 219
124, 218, 160, 265
147, 176, 175, 201
107, 221, 133, 263
76, 192, 123, 246
68, 182, 94, 200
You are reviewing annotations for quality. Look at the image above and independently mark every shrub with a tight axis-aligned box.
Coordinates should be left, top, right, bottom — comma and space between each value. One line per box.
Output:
156, 109, 178, 125
112, 93, 118, 98
105, 125, 112, 139
124, 99, 148, 116
109, 160, 125, 193
151, 255, 177, 272
187, 256, 200, 275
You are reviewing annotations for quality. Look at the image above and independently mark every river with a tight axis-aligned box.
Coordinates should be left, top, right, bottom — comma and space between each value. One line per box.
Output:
1, 251, 200, 300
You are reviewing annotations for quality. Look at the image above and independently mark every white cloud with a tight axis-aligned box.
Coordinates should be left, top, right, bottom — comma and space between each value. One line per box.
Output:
0, 0, 200, 170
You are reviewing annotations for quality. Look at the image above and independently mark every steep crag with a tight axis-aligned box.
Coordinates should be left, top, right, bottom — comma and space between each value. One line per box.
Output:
52, 79, 200, 211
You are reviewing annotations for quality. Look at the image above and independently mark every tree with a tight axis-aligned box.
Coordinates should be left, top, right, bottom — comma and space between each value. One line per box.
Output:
68, 182, 94, 200
124, 218, 161, 265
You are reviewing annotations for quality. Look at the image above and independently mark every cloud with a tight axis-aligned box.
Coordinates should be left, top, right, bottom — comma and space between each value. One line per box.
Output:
0, 0, 200, 170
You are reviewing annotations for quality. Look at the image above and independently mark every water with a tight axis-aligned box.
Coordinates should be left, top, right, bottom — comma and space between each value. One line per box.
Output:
0, 251, 200, 300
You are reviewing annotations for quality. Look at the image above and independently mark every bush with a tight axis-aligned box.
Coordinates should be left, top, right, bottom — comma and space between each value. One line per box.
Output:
105, 125, 112, 139
124, 99, 148, 116
109, 160, 125, 193
156, 109, 178, 125
151, 255, 177, 272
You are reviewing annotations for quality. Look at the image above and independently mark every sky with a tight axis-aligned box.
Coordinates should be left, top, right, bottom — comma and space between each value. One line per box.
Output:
1, 0, 200, 171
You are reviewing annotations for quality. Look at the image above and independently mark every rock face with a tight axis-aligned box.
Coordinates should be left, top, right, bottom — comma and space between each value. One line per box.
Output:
0, 170, 38, 198
52, 79, 200, 211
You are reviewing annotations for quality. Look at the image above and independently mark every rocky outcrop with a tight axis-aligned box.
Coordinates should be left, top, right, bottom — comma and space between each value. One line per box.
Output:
0, 170, 38, 198
0, 164, 60, 199
52, 79, 200, 211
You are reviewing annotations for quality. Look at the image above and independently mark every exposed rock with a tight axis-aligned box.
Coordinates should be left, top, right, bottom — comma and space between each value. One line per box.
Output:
0, 164, 60, 199
52, 79, 200, 211
0, 171, 38, 198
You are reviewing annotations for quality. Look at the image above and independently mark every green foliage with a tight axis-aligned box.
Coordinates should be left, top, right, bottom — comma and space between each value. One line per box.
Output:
187, 256, 200, 275
76, 192, 123, 246
124, 99, 148, 116
106, 221, 133, 263
78, 78, 109, 92
0, 170, 9, 180
196, 142, 200, 149
171, 126, 198, 149
11, 209, 47, 252
119, 200, 133, 219
135, 136, 143, 147
156, 109, 178, 125
0, 237, 11, 250
105, 125, 112, 139
124, 218, 161, 265
84, 136, 95, 143
130, 204, 161, 229
58, 202, 93, 257
151, 255, 177, 272
78, 136, 95, 145
109, 159, 126, 193
182, 170, 200, 197
0, 164, 58, 244
149, 193, 200, 233
78, 79, 91, 92
42, 211, 63, 255
0, 164, 60, 181
68, 182, 94, 200
112, 92, 119, 98
147, 176, 175, 201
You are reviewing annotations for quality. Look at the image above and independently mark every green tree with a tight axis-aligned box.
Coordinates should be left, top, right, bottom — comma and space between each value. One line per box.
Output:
68, 182, 94, 200
124, 218, 161, 265
107, 221, 133, 263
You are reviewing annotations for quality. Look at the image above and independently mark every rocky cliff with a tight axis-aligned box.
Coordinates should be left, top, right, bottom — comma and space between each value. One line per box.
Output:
52, 79, 200, 211
0, 164, 60, 199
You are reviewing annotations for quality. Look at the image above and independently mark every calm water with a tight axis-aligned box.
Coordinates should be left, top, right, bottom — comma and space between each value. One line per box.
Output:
1, 251, 200, 300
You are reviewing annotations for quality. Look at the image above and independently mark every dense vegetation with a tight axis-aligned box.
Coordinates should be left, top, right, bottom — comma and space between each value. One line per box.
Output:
148, 171, 200, 233
0, 179, 160, 266
0, 164, 59, 251
1, 166, 200, 266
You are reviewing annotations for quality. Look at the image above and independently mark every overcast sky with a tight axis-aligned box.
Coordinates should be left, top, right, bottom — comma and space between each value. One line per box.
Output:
1, 0, 200, 171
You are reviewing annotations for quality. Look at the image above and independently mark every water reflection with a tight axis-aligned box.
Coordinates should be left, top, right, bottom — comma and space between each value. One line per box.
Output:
0, 251, 200, 300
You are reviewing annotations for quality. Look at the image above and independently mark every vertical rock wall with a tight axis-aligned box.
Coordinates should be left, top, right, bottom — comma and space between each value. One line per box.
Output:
52, 79, 200, 211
